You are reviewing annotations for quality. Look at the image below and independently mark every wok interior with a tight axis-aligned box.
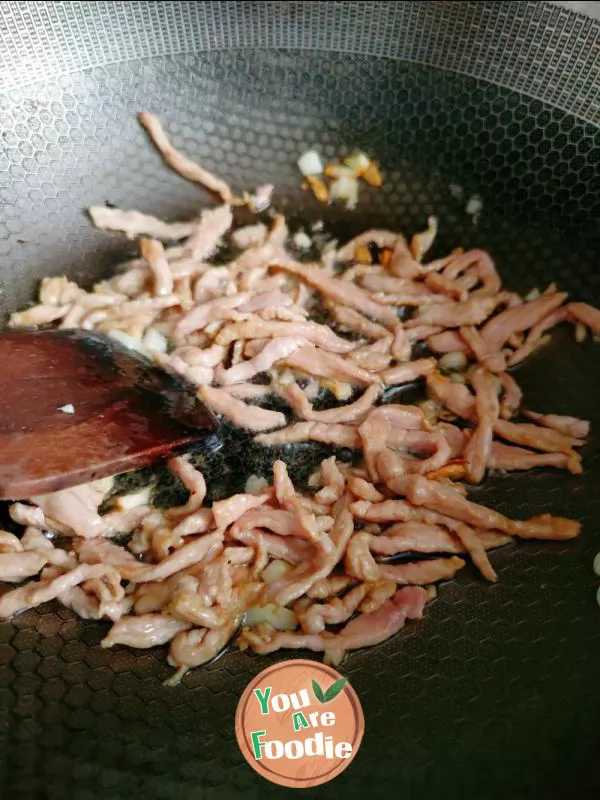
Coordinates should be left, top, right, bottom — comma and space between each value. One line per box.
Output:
1, 45, 600, 800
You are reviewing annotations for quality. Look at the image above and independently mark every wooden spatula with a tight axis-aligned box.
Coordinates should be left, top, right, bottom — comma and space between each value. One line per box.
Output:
0, 329, 219, 500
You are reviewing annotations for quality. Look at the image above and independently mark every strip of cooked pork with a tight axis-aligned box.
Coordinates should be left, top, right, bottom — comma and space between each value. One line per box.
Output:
139, 112, 235, 203
522, 410, 590, 439
283, 383, 381, 424
88, 206, 194, 240
463, 369, 500, 484
198, 385, 287, 431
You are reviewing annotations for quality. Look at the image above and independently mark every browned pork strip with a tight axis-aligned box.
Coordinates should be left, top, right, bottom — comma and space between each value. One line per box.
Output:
337, 230, 399, 262
489, 442, 581, 474
426, 372, 475, 419
276, 260, 399, 329
522, 410, 590, 439
386, 243, 426, 280
378, 556, 465, 585
179, 204, 234, 264
255, 422, 361, 448
506, 306, 569, 366
298, 584, 370, 634
0, 551, 48, 583
407, 296, 498, 328
427, 330, 471, 354
199, 385, 287, 432
175, 294, 247, 337
370, 521, 462, 554
88, 206, 193, 240
262, 495, 351, 607
441, 249, 502, 297
390, 474, 580, 540
102, 615, 191, 648
567, 302, 600, 335
212, 494, 270, 529
497, 371, 522, 419
283, 383, 381, 424
481, 291, 568, 352
493, 419, 584, 455
464, 369, 499, 484
284, 346, 378, 385
459, 326, 506, 372
361, 274, 437, 296
380, 358, 436, 385
139, 112, 235, 202
0, 563, 121, 619
347, 476, 385, 502
329, 304, 390, 340
215, 337, 306, 385
241, 585, 429, 654
216, 318, 355, 354
140, 237, 174, 296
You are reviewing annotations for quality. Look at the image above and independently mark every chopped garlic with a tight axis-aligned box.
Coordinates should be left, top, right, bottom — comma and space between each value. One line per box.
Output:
245, 474, 269, 496
330, 173, 359, 210
466, 194, 483, 224
293, 230, 312, 250
525, 288, 540, 301
108, 329, 148, 355
114, 486, 152, 512
245, 603, 297, 631
439, 351, 468, 372
575, 322, 587, 343
297, 150, 323, 176
261, 559, 292, 584
58, 403, 75, 414
142, 326, 168, 354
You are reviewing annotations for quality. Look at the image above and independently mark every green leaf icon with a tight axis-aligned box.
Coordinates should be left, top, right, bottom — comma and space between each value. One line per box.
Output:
323, 677, 347, 702
312, 679, 325, 703
312, 677, 347, 703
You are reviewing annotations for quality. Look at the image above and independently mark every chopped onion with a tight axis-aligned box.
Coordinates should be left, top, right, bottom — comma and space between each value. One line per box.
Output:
114, 486, 152, 512
261, 559, 292, 584
297, 150, 323, 177
143, 326, 168, 354
58, 403, 75, 414
245, 603, 297, 631
593, 551, 600, 576
439, 351, 468, 372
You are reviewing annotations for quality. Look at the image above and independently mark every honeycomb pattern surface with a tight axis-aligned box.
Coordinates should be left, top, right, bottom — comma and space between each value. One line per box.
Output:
1, 50, 600, 799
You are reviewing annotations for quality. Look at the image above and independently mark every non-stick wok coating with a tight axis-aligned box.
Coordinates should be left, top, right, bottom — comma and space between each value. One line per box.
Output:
1, 2, 600, 798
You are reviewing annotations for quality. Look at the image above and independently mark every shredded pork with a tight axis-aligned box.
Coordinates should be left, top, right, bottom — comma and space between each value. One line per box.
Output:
4, 111, 597, 681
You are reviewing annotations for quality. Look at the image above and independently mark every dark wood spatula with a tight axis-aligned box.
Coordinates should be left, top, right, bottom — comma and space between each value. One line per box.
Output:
0, 329, 219, 500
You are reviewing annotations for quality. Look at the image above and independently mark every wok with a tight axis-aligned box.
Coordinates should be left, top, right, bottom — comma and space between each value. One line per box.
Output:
1, 2, 600, 798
